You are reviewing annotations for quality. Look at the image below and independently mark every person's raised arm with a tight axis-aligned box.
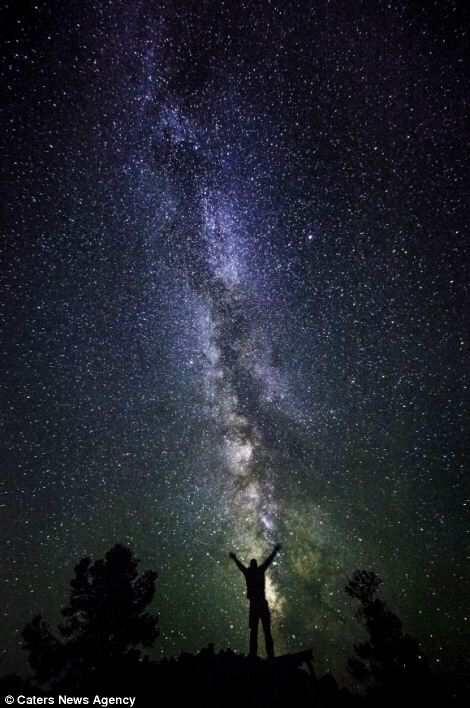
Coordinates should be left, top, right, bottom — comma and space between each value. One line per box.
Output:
229, 552, 246, 574
260, 544, 281, 571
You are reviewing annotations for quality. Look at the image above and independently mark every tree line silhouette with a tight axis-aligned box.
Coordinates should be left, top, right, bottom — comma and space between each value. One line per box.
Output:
1, 544, 467, 707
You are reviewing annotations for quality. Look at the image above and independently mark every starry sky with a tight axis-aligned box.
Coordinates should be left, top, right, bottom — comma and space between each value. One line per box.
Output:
1, 0, 469, 680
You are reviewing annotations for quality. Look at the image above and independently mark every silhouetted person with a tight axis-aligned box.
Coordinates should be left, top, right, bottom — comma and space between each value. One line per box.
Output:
229, 544, 281, 659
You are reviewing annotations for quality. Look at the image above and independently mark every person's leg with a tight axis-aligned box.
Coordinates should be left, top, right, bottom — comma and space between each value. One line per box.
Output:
261, 603, 274, 659
249, 604, 259, 657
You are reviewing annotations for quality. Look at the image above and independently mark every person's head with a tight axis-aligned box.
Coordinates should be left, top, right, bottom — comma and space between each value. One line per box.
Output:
250, 559, 258, 569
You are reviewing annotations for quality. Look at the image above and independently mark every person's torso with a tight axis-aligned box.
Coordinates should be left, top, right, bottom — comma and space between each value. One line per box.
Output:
245, 567, 266, 601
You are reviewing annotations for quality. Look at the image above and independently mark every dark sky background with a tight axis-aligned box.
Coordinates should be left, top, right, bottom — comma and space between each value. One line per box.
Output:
1, 0, 469, 681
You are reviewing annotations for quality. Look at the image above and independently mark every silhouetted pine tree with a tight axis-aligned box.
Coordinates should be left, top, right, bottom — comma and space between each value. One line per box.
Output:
346, 570, 430, 702
22, 544, 158, 692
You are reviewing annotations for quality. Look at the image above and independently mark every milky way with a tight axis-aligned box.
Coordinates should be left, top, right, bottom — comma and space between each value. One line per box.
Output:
1, 0, 469, 679
152, 101, 294, 619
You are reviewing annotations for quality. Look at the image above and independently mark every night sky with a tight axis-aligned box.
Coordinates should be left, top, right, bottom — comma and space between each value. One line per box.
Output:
1, 0, 469, 680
